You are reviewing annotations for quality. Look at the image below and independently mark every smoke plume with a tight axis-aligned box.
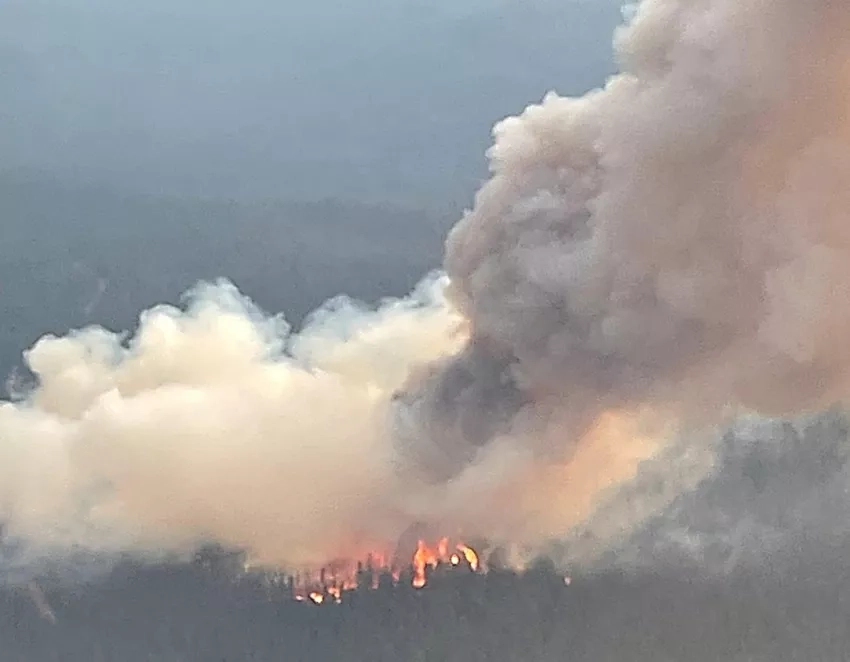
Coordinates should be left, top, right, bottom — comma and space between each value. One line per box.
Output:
5, 0, 850, 577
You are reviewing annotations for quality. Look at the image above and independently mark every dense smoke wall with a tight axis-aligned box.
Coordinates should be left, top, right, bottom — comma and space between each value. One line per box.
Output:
4, 0, 850, 578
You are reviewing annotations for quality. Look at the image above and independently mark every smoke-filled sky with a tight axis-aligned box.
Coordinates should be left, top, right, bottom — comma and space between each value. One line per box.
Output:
5, 0, 850, 581
0, 0, 621, 206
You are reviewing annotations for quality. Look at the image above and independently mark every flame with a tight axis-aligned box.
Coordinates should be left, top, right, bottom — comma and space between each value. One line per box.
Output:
456, 544, 479, 572
289, 537, 484, 600
412, 538, 480, 589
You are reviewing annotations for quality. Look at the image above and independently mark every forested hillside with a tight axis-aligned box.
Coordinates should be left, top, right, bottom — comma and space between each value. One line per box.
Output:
2, 549, 849, 662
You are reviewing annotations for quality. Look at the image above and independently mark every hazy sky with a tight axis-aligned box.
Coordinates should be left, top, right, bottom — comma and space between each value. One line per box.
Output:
0, 0, 621, 207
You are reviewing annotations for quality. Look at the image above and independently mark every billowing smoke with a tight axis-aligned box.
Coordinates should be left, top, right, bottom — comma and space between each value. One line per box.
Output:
5, 0, 850, 578
0, 276, 466, 571
399, 0, 850, 563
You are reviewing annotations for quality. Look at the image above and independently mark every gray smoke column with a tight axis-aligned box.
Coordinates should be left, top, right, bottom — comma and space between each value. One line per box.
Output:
405, 0, 850, 464
4, 0, 850, 575
393, 0, 850, 559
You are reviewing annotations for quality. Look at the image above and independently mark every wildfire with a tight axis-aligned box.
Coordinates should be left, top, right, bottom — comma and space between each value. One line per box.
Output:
291, 538, 482, 603
412, 538, 480, 588
456, 544, 480, 572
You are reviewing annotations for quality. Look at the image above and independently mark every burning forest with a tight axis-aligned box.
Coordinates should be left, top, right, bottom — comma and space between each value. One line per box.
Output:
4, 0, 850, 612
286, 538, 483, 604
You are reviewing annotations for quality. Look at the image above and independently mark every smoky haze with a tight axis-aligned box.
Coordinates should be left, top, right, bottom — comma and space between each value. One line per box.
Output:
5, 0, 850, 586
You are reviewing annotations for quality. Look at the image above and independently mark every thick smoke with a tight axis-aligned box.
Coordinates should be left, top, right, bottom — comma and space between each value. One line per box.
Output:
5, 0, 850, 577
430, 0, 850, 442
398, 0, 850, 559
0, 277, 465, 571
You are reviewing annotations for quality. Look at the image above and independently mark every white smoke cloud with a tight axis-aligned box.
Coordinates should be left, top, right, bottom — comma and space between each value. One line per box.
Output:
5, 0, 850, 578
0, 276, 466, 569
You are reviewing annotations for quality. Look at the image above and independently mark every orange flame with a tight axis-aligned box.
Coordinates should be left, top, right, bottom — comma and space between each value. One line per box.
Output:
291, 538, 484, 601
456, 544, 479, 572
412, 538, 481, 589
